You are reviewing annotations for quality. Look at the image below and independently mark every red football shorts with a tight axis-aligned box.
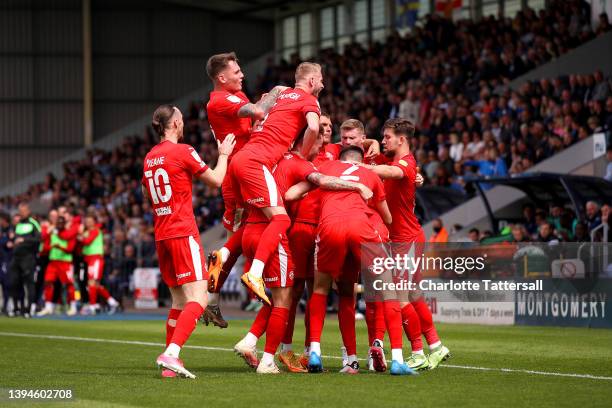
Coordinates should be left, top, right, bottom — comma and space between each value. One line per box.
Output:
156, 235, 208, 288
288, 221, 317, 280
243, 222, 294, 288
315, 218, 387, 281
44, 261, 74, 284
229, 152, 283, 209
84, 255, 104, 281
392, 230, 426, 284
221, 175, 245, 232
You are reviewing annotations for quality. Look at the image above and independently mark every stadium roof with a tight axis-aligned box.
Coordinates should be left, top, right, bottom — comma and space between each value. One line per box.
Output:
164, 0, 324, 19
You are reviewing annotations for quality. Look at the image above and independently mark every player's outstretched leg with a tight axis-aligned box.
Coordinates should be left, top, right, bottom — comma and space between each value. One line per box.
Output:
307, 291, 328, 373
401, 302, 429, 370
257, 288, 291, 374
234, 303, 271, 368
156, 281, 206, 379
411, 297, 450, 369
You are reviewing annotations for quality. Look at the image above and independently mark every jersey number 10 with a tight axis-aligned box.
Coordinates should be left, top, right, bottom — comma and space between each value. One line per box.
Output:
144, 168, 172, 204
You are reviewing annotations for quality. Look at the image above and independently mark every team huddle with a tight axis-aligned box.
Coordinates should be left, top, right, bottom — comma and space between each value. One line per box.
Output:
143, 52, 450, 378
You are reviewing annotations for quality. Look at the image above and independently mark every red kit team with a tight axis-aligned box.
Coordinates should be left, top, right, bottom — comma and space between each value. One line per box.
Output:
143, 52, 450, 378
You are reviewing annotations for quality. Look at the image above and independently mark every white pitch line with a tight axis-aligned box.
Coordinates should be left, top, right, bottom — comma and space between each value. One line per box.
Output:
2, 331, 612, 382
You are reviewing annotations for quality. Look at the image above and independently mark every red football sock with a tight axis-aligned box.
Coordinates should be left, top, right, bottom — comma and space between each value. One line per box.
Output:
225, 226, 244, 254
304, 302, 310, 348
264, 306, 289, 354
401, 303, 423, 352
338, 296, 356, 356
375, 300, 386, 341
66, 283, 75, 303
383, 300, 403, 350
411, 299, 440, 346
282, 298, 298, 345
249, 303, 271, 337
166, 308, 181, 347
43, 282, 54, 302
88, 284, 98, 304
253, 214, 291, 265
97, 286, 111, 300
307, 293, 327, 343
170, 302, 204, 347
365, 301, 376, 345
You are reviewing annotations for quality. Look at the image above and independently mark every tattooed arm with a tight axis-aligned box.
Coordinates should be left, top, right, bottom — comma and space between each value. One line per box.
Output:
237, 85, 287, 120
307, 172, 373, 201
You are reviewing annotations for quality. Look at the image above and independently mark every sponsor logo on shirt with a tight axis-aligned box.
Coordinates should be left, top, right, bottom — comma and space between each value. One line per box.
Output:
155, 206, 172, 216
146, 156, 165, 168
278, 92, 301, 101
247, 197, 264, 204
177, 271, 192, 279
226, 94, 243, 103
264, 276, 279, 282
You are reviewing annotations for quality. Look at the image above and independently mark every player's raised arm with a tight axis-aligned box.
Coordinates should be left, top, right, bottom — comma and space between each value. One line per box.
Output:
197, 134, 236, 187
237, 85, 287, 120
301, 112, 320, 158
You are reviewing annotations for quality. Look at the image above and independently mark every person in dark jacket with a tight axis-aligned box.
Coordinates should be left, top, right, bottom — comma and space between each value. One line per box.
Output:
8, 203, 41, 317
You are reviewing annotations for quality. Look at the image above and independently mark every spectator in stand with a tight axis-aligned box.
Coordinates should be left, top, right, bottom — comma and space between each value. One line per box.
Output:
605, 147, 612, 182
429, 218, 449, 243
537, 222, 559, 243
511, 224, 530, 243
585, 201, 602, 232
467, 228, 480, 242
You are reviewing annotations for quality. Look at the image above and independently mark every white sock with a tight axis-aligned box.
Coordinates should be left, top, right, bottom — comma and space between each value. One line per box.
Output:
244, 332, 259, 348
391, 348, 403, 363
281, 343, 292, 352
208, 292, 219, 306
45, 301, 54, 311
413, 349, 425, 355
348, 354, 357, 364
108, 297, 118, 307
219, 247, 230, 263
164, 343, 181, 358
429, 341, 442, 349
260, 352, 275, 365
249, 259, 264, 279
69, 301, 77, 310
304, 346, 310, 355
310, 342, 321, 355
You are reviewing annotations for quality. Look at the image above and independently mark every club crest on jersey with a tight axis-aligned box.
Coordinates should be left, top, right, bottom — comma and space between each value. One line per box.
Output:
226, 94, 242, 103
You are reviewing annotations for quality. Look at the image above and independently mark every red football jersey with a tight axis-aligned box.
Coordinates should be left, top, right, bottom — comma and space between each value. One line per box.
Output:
206, 90, 251, 159
247, 152, 317, 223
317, 160, 386, 225
142, 140, 209, 241
384, 153, 422, 240
242, 87, 320, 168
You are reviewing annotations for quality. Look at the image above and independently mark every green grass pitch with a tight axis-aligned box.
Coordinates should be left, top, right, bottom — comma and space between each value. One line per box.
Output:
1, 317, 611, 408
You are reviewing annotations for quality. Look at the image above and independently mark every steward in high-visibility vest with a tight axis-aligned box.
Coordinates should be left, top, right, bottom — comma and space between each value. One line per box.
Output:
79, 215, 118, 313
38, 216, 77, 316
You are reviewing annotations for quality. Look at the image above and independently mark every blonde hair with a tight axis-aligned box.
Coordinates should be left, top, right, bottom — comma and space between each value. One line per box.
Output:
295, 62, 322, 83
340, 119, 365, 134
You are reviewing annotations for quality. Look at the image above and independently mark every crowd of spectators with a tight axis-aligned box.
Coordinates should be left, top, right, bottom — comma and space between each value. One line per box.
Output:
1, 2, 612, 305
431, 200, 611, 245
258, 1, 612, 191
